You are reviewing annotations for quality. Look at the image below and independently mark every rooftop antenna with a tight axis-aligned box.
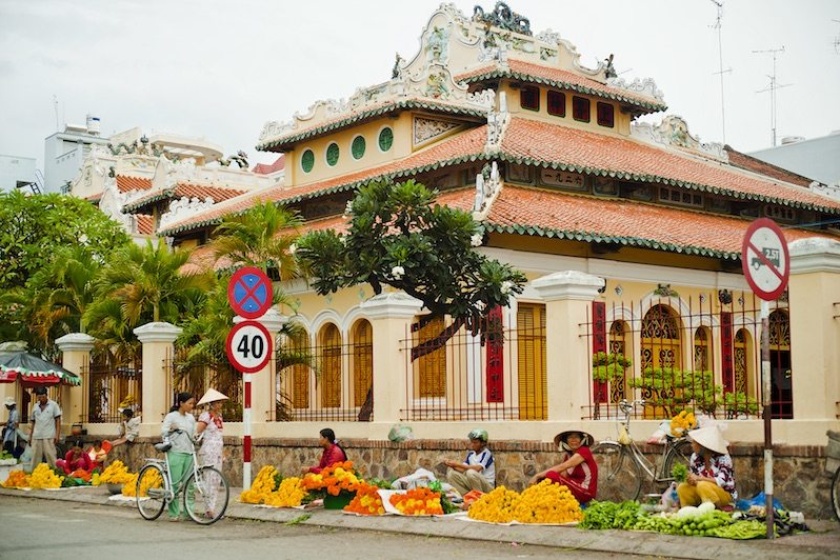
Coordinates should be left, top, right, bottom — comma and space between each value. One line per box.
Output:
753, 46, 790, 147
833, 19, 840, 54
709, 0, 731, 144
53, 95, 60, 132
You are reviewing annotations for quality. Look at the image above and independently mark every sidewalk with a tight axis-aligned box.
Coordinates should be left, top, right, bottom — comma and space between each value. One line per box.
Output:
2, 485, 838, 560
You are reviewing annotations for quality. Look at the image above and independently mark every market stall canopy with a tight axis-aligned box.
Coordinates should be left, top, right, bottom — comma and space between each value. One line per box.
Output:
0, 347, 82, 388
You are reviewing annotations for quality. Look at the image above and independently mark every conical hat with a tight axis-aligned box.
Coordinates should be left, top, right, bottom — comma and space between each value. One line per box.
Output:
688, 425, 729, 454
197, 388, 229, 406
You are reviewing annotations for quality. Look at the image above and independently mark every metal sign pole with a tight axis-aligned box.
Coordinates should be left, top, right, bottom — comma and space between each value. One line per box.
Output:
760, 300, 774, 539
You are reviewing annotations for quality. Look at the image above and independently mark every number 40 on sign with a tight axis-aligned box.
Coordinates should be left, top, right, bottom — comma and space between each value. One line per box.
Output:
226, 320, 273, 374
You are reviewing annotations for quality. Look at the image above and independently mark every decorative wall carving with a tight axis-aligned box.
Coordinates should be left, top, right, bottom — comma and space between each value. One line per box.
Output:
473, 161, 501, 216
607, 76, 665, 101
158, 197, 216, 230
414, 117, 461, 145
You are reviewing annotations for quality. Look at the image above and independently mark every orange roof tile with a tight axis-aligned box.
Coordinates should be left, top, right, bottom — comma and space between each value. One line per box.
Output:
456, 59, 666, 113
725, 147, 815, 188
116, 175, 152, 193
123, 182, 246, 213
499, 118, 840, 212
484, 186, 835, 258
253, 155, 285, 175
134, 214, 155, 236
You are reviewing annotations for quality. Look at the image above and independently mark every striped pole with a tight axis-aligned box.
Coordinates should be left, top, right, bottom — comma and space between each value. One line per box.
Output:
243, 372, 252, 490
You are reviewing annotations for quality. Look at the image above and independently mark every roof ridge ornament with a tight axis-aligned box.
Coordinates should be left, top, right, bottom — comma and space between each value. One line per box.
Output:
473, 161, 502, 219
472, 2, 532, 36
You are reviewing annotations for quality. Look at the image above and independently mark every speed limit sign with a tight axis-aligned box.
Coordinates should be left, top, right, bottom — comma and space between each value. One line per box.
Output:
225, 320, 273, 373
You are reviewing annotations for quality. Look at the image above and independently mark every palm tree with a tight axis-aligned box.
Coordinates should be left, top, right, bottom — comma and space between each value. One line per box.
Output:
210, 202, 303, 280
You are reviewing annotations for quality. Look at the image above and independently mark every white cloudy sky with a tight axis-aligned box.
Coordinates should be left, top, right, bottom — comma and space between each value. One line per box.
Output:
1, 0, 838, 170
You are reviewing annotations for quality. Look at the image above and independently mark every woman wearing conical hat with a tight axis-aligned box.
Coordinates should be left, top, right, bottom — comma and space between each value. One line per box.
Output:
530, 430, 598, 505
677, 424, 737, 509
196, 389, 228, 519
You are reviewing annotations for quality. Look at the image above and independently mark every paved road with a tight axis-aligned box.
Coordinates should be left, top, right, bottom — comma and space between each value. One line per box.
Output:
0, 496, 626, 560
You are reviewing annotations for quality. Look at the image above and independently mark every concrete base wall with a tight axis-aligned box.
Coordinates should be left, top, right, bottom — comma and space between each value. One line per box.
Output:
105, 437, 837, 520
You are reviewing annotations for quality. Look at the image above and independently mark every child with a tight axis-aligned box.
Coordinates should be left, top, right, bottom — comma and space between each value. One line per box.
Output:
86, 440, 108, 470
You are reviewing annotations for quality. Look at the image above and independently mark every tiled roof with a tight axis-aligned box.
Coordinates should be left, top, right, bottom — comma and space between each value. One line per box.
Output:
123, 183, 247, 213
116, 175, 152, 193
134, 214, 155, 236
483, 186, 837, 259
159, 127, 489, 236
498, 118, 840, 213
252, 155, 285, 175
257, 98, 487, 152
162, 117, 840, 240
456, 59, 667, 113
724, 147, 815, 188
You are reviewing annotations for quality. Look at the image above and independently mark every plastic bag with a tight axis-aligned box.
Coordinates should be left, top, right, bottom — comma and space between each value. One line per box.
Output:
391, 467, 437, 490
388, 424, 414, 442
661, 482, 679, 511
735, 491, 784, 512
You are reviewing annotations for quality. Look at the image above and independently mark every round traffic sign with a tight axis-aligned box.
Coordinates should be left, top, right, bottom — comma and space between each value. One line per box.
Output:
228, 267, 273, 319
741, 218, 790, 301
225, 320, 273, 373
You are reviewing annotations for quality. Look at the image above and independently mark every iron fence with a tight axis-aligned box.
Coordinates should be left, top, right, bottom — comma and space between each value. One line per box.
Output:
86, 355, 142, 424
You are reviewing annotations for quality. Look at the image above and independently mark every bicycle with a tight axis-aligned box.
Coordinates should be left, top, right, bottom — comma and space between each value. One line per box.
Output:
828, 430, 840, 521
135, 431, 230, 525
591, 399, 694, 502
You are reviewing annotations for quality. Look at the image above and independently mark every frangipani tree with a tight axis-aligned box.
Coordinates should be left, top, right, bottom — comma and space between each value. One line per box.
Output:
295, 179, 527, 359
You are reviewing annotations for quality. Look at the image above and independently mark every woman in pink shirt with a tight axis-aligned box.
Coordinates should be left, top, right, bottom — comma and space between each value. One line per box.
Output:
302, 428, 347, 474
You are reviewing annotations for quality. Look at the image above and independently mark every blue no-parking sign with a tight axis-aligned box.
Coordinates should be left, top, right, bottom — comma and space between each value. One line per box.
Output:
227, 266, 273, 319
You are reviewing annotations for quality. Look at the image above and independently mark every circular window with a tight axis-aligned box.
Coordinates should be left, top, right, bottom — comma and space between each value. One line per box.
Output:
301, 149, 314, 173
378, 127, 394, 152
326, 143, 340, 166
351, 135, 366, 160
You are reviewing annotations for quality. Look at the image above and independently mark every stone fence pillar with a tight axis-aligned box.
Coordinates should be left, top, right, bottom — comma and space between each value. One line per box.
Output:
361, 292, 424, 438
134, 322, 181, 435
788, 238, 840, 434
55, 333, 95, 429
532, 271, 604, 426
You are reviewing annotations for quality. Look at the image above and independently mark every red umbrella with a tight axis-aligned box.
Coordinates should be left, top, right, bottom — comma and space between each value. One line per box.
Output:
0, 350, 82, 388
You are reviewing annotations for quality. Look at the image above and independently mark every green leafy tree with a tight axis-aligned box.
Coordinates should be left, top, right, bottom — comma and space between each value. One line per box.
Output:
0, 191, 128, 290
295, 179, 527, 359
210, 201, 302, 279
84, 240, 214, 360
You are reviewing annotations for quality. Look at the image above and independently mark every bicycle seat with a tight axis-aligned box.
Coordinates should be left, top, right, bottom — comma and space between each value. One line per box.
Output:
154, 441, 172, 452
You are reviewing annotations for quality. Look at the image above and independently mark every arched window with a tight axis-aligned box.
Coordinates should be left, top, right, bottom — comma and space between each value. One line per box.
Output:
319, 324, 342, 408
608, 320, 630, 402
733, 328, 752, 396
640, 304, 681, 370
283, 329, 311, 410
351, 319, 373, 407
693, 327, 711, 372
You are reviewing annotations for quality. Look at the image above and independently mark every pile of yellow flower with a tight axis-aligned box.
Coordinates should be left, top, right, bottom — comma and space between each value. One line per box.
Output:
28, 463, 63, 489
670, 410, 697, 437
122, 469, 164, 498
99, 460, 134, 485
389, 487, 444, 516
468, 480, 583, 524
345, 482, 385, 515
1, 469, 29, 488
239, 466, 306, 507
301, 461, 361, 496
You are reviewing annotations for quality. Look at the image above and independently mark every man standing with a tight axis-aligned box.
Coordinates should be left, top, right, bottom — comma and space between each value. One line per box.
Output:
28, 387, 61, 472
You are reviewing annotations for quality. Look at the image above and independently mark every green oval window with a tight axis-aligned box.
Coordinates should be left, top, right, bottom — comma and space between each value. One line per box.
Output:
378, 127, 394, 152
351, 135, 366, 160
326, 142, 340, 166
301, 149, 315, 173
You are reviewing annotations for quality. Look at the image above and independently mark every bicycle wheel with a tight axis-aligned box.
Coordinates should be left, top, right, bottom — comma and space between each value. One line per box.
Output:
136, 464, 167, 520
662, 439, 693, 482
591, 441, 643, 502
183, 466, 229, 525
831, 467, 840, 521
